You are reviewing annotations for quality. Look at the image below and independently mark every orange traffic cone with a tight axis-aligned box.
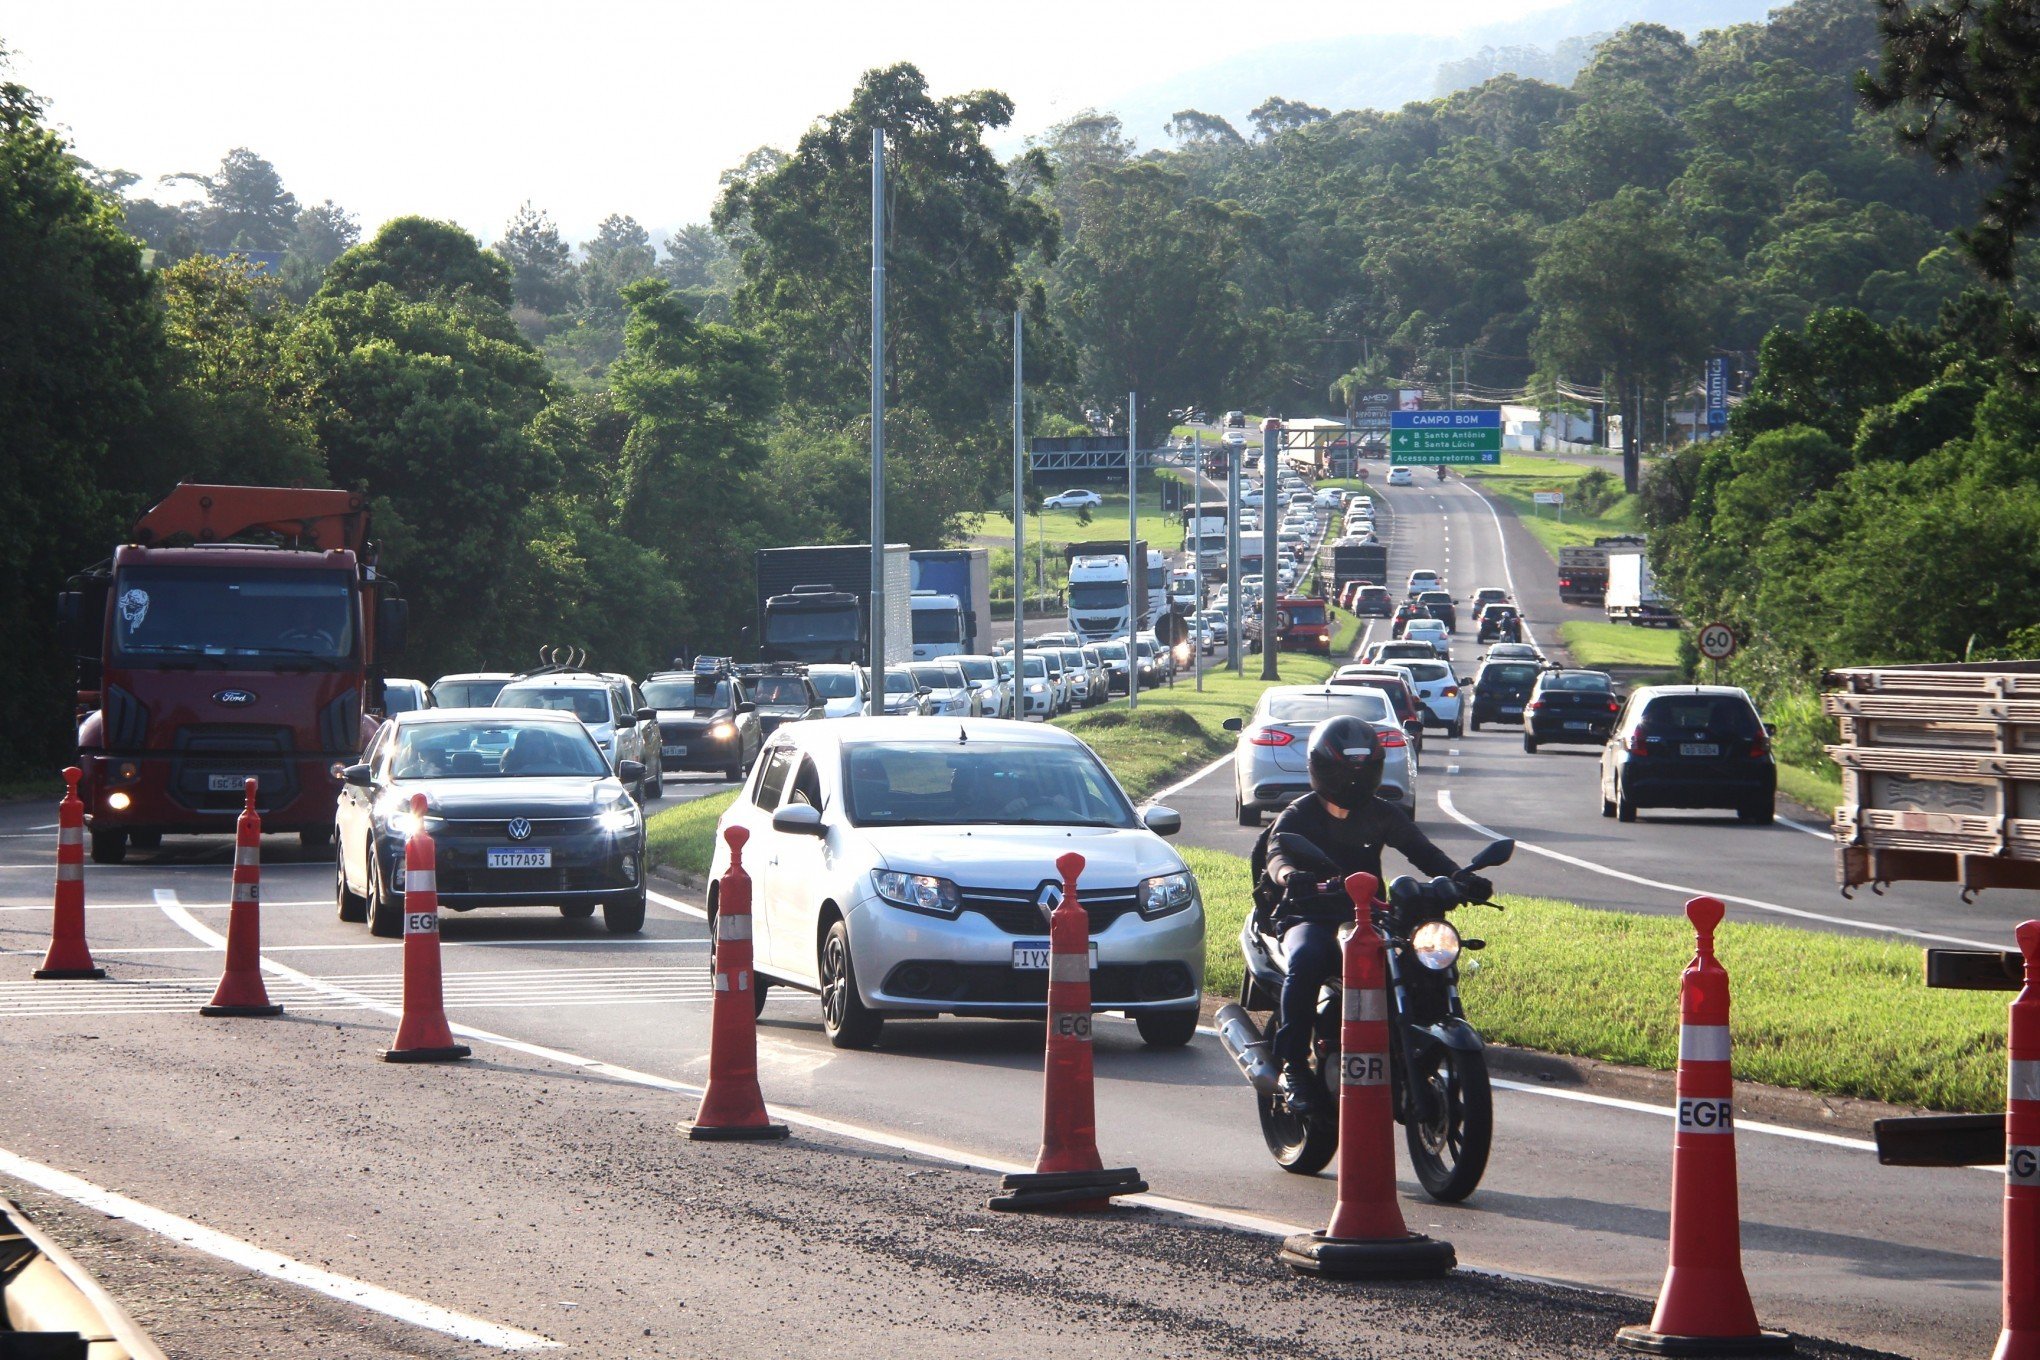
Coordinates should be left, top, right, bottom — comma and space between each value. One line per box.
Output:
383, 795, 470, 1063
34, 768, 104, 980
1281, 871, 1455, 1279
689, 826, 787, 1141
1617, 896, 1790, 1354
988, 851, 1145, 1212
1994, 920, 2040, 1360
200, 780, 280, 1017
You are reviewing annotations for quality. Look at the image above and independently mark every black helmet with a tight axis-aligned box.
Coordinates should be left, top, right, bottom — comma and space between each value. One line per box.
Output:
1308, 715, 1386, 809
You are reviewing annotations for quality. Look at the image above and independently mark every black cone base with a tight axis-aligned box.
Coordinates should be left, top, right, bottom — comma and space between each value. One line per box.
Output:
688, 1121, 790, 1142
34, 967, 107, 980
200, 1002, 283, 1017
1616, 1326, 1794, 1356
1280, 1230, 1457, 1280
382, 1044, 472, 1063
987, 1167, 1147, 1213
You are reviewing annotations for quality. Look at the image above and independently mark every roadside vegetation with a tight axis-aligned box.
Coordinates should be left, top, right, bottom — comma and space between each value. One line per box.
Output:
1464, 457, 1642, 557
1558, 620, 1682, 674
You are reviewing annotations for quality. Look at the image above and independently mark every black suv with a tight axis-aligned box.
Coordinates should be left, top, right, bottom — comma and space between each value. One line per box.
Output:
1522, 669, 1619, 752
644, 666, 762, 783
1600, 686, 1776, 825
1467, 659, 1543, 731
1417, 590, 1457, 632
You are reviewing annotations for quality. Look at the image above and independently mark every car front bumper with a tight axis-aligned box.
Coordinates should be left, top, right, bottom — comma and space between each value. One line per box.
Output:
379, 826, 642, 909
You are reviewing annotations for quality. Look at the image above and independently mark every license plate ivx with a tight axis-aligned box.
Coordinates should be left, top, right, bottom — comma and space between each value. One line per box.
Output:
1012, 940, 1099, 970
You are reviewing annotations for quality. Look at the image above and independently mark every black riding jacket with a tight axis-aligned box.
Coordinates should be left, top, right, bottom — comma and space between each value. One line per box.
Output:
1262, 792, 1461, 924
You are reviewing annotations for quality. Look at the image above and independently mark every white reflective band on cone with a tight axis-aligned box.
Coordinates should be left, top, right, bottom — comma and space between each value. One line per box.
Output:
1049, 953, 1090, 983
1679, 1024, 1731, 1063
57, 826, 82, 846
2009, 1145, 2040, 1187
406, 870, 436, 894
2012, 1059, 2040, 1104
232, 883, 258, 903
235, 847, 260, 866
718, 914, 752, 941
1677, 1097, 1734, 1133
1342, 988, 1386, 1022
56, 864, 82, 882
713, 973, 728, 992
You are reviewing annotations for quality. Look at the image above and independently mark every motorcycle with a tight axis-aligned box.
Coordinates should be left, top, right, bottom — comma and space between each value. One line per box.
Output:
1435, 464, 1449, 481
1216, 834, 1514, 1202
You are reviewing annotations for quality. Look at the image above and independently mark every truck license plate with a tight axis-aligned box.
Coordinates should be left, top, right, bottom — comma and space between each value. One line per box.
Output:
662, 744, 686, 758
1012, 940, 1098, 971
1679, 743, 1719, 757
208, 774, 252, 793
487, 848, 551, 869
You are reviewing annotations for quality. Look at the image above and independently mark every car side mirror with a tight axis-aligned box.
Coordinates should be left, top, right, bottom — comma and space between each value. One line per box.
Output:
618, 760, 646, 785
375, 597, 409, 657
1763, 722, 1777, 736
1458, 676, 1473, 687
636, 707, 656, 722
342, 763, 374, 787
1138, 804, 1186, 838
738, 701, 756, 713
1404, 719, 1423, 739
772, 803, 825, 836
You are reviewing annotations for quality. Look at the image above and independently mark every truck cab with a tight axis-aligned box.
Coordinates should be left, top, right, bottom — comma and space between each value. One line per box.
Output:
909, 589, 967, 660
761, 585, 866, 665
1065, 555, 1133, 641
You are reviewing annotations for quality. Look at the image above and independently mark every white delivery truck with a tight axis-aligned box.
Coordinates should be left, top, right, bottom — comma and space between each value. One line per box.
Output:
1604, 549, 1676, 626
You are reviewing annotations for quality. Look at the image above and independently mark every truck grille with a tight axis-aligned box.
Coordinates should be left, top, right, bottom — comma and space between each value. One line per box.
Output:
169, 725, 298, 813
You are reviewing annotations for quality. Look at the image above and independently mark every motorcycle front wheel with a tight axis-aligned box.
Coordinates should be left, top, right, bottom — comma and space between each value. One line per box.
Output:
1403, 1042, 1492, 1202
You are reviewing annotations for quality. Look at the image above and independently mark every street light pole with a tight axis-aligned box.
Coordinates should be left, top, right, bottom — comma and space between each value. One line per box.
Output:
1227, 431, 1242, 673
1260, 417, 1280, 681
1127, 390, 1138, 713
867, 126, 887, 715
1192, 431, 1203, 692
1012, 307, 1024, 720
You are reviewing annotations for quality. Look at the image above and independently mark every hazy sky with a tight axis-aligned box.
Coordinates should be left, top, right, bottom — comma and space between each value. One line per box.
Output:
7, 1, 1567, 247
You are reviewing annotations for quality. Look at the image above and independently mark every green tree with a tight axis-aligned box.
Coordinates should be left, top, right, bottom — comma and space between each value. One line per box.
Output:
280, 199, 358, 299
495, 201, 577, 316
1249, 97, 1331, 139
581, 213, 658, 319
164, 147, 299, 252
321, 216, 513, 308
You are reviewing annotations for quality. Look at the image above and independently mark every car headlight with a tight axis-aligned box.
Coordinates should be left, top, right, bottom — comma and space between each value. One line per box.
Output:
1411, 920, 1462, 971
597, 802, 640, 835
1027, 681, 1046, 693
376, 794, 425, 837
872, 869, 961, 917
1138, 870, 1196, 919
709, 721, 736, 740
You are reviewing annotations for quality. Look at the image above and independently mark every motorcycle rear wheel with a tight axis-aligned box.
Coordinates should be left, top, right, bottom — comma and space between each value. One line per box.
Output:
1403, 1042, 1492, 1202
1258, 1089, 1338, 1176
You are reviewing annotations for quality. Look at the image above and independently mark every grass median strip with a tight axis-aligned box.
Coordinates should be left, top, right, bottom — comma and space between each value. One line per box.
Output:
646, 790, 739, 877
1559, 620, 1684, 672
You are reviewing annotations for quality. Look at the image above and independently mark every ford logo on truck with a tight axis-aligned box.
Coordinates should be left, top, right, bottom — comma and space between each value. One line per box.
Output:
213, 689, 258, 707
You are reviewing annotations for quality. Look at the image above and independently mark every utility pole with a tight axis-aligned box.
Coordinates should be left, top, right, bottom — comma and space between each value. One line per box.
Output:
867, 126, 887, 715
1260, 417, 1280, 682
1127, 391, 1139, 712
1192, 432, 1203, 692
1227, 429, 1242, 673
1012, 308, 1024, 719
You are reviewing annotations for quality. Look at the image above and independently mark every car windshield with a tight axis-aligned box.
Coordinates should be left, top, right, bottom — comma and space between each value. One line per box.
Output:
1094, 643, 1127, 661
911, 608, 961, 644
842, 742, 1135, 828
1264, 692, 1393, 724
764, 609, 860, 645
1406, 621, 1445, 634
110, 566, 356, 666
1641, 695, 1761, 738
431, 677, 510, 708
382, 684, 426, 715
809, 668, 860, 699
750, 676, 811, 706
1285, 604, 1327, 626
495, 686, 610, 725
644, 678, 729, 710
1481, 664, 1542, 688
909, 664, 963, 691
873, 670, 918, 695
1058, 650, 1085, 667
954, 658, 995, 682
1068, 581, 1127, 610
1542, 672, 1613, 692
392, 720, 608, 780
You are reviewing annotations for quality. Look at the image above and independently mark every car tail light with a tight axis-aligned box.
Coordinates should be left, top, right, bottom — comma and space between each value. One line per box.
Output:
1608, 700, 1621, 712
1526, 699, 1544, 710
1378, 729, 1406, 748
1442, 686, 1458, 697
1628, 731, 1650, 756
1750, 736, 1770, 758
1247, 727, 1294, 747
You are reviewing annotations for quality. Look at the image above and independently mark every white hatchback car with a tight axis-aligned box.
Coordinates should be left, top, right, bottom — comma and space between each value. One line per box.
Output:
1386, 466, 1414, 486
1404, 618, 1453, 660
709, 719, 1205, 1048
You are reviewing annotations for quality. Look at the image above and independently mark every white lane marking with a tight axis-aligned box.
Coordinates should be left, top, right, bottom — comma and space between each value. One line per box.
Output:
647, 887, 707, 920
1777, 812, 1834, 841
0, 1146, 558, 1349
1488, 1079, 1879, 1152
5, 938, 709, 957
0, 899, 328, 913
1446, 765, 1462, 776
1434, 789, 2004, 949
1144, 751, 1234, 806
1456, 479, 1539, 650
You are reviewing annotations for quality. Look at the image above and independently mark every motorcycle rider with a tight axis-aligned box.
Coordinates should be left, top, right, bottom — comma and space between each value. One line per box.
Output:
1257, 715, 1491, 1115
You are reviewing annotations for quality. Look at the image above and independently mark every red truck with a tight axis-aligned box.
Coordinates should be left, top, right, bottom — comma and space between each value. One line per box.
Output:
59, 485, 408, 863
1247, 595, 1333, 654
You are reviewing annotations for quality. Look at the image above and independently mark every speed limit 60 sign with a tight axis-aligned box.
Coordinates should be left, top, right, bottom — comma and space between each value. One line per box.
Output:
1697, 622, 1737, 661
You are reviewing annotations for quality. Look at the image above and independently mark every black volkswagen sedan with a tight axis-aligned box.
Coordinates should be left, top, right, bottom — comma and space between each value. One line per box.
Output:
334, 709, 647, 938
1521, 668, 1620, 751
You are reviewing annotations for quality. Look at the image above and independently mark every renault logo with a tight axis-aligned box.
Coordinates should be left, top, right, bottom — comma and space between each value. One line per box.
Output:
1035, 880, 1063, 923
507, 818, 532, 841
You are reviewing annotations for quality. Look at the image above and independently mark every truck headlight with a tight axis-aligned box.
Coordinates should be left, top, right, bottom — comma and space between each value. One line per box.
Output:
872, 870, 961, 917
1138, 870, 1195, 918
106, 790, 132, 812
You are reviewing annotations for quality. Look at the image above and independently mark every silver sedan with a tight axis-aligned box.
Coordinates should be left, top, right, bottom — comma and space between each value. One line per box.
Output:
1224, 685, 1417, 826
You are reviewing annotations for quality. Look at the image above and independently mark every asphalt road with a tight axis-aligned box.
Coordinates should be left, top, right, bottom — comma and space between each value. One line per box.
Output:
0, 788, 1999, 1359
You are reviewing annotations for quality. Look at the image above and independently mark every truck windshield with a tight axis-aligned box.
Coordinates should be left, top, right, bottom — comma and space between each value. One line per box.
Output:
110, 566, 355, 666
1285, 605, 1327, 626
911, 609, 961, 644
1068, 582, 1127, 610
764, 609, 860, 645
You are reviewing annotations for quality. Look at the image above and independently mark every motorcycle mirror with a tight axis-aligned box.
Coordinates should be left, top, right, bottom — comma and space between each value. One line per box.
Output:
1466, 838, 1515, 871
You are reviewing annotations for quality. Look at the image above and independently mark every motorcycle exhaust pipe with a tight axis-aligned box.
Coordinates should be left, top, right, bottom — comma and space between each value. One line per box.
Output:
1214, 1003, 1278, 1095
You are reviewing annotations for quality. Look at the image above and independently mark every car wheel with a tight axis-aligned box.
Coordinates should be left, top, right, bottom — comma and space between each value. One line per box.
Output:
1616, 780, 1638, 823
724, 757, 743, 783
1601, 792, 1616, 818
89, 827, 127, 865
603, 888, 647, 935
1135, 1008, 1198, 1047
299, 826, 332, 857
368, 851, 403, 937
820, 919, 882, 1049
643, 754, 663, 801
1739, 799, 1775, 826
1523, 735, 1538, 753
336, 852, 367, 924
1468, 718, 1480, 732
1448, 721, 1464, 740
1235, 793, 1258, 827
559, 901, 597, 919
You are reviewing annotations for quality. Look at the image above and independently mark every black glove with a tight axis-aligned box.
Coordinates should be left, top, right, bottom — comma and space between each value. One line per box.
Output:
1458, 872, 1494, 905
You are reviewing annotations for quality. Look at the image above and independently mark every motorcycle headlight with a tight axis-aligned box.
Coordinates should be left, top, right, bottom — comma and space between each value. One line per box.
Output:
1411, 920, 1462, 971
872, 869, 961, 917
1138, 870, 1196, 919
597, 802, 640, 835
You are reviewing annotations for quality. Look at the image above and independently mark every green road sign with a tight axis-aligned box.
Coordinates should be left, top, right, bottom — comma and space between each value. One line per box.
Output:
1389, 409, 1502, 464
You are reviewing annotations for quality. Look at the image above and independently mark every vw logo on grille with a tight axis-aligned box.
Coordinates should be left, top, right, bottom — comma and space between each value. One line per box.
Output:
213, 689, 257, 707
506, 817, 533, 841
1035, 880, 1063, 923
